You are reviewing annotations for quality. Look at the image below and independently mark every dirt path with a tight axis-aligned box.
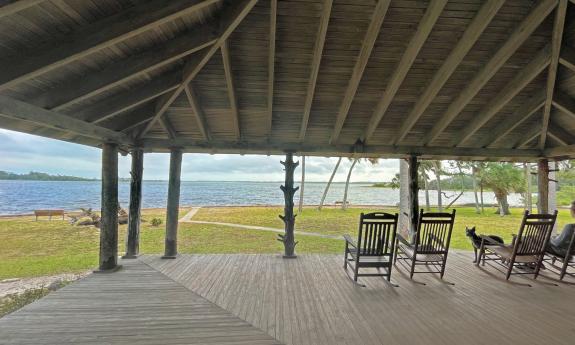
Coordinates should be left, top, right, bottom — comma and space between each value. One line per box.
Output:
0, 272, 89, 298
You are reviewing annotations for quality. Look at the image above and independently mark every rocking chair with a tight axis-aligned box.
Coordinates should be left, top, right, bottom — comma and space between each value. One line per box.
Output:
344, 212, 398, 284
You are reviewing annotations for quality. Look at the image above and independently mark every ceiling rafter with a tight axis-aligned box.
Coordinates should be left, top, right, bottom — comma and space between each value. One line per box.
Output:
160, 117, 177, 140
393, 0, 504, 145
453, 46, 551, 147
552, 91, 575, 120
0, 0, 218, 91
328, 0, 391, 144
221, 39, 241, 140
0, 95, 132, 145
0, 0, 45, 19
139, 0, 259, 139
559, 45, 575, 72
184, 85, 211, 141
298, 0, 333, 142
422, 0, 558, 146
30, 25, 218, 110
267, 0, 277, 137
548, 121, 575, 146
479, 89, 545, 148
362, 0, 447, 144
516, 125, 543, 149
539, 0, 568, 149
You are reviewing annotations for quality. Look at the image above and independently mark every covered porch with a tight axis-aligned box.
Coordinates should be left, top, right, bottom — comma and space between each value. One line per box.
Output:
1, 254, 575, 345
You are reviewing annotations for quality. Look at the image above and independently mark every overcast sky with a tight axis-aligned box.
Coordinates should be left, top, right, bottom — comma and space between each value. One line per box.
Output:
0, 129, 400, 182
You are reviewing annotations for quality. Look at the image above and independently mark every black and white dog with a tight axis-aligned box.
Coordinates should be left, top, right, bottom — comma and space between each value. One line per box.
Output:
465, 226, 504, 263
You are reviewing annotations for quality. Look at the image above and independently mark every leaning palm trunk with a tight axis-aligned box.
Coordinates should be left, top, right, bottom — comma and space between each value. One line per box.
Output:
319, 157, 342, 210
298, 156, 305, 213
342, 158, 358, 210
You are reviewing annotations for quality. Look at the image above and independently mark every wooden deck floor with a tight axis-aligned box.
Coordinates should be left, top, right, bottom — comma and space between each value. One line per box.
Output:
142, 253, 575, 345
1, 253, 574, 345
0, 259, 282, 345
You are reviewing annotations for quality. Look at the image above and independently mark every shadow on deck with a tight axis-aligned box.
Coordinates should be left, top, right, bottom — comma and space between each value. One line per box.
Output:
1, 253, 575, 345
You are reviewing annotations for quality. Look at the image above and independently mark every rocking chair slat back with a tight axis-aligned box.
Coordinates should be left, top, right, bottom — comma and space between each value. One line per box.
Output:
516, 210, 557, 256
415, 210, 456, 254
357, 213, 398, 256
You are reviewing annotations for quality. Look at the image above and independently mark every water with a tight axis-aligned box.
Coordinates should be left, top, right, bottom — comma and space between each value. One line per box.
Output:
0, 180, 524, 215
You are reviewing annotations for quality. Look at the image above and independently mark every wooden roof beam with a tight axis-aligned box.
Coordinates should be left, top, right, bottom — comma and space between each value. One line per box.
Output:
31, 26, 218, 110
0, 95, 132, 145
139, 0, 258, 138
329, 0, 391, 144
515, 125, 543, 149
221, 40, 241, 140
0, 0, 45, 19
393, 0, 504, 144
545, 144, 575, 158
140, 138, 542, 160
267, 0, 277, 137
559, 45, 575, 72
160, 117, 178, 140
0, 0, 218, 91
480, 89, 545, 148
453, 46, 551, 147
298, 0, 333, 142
547, 121, 575, 146
184, 84, 211, 141
422, 0, 558, 146
362, 0, 447, 144
540, 0, 568, 149
552, 90, 575, 120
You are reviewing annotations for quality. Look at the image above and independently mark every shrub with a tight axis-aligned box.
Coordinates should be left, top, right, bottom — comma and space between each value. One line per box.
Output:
150, 218, 163, 227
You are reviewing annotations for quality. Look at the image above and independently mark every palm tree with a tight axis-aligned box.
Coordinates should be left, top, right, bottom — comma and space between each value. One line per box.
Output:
342, 158, 358, 210
298, 156, 306, 213
318, 157, 342, 210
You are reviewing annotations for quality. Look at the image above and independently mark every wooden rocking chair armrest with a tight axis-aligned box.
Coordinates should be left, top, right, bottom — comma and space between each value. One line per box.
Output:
396, 233, 411, 246
479, 235, 506, 247
343, 234, 357, 249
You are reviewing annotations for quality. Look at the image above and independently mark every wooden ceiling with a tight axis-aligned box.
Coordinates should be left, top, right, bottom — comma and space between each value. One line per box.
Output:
0, 0, 575, 161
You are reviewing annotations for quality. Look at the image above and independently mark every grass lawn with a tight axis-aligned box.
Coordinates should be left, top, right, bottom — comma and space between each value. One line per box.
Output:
0, 206, 572, 280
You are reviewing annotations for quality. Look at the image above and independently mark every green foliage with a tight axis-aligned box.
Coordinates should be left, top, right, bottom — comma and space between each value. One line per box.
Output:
150, 218, 163, 227
0, 288, 50, 317
0, 171, 93, 181
479, 163, 525, 197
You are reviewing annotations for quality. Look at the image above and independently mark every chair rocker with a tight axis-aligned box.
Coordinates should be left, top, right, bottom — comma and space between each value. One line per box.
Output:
394, 210, 456, 281
477, 210, 557, 282
344, 212, 398, 285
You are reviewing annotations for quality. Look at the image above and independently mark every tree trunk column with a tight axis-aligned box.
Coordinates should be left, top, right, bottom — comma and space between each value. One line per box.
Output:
408, 155, 419, 238
163, 148, 183, 259
538, 159, 549, 214
99, 143, 119, 271
279, 152, 299, 258
124, 148, 143, 259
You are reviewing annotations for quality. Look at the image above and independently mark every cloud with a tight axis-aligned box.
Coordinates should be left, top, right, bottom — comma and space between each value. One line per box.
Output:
0, 129, 399, 182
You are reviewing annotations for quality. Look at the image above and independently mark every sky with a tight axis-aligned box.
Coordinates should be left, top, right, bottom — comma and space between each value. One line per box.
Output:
0, 129, 400, 182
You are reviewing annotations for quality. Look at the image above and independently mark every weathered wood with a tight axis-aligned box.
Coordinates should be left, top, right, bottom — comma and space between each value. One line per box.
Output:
298, 0, 333, 141
540, 0, 568, 149
0, 95, 132, 145
0, 0, 218, 91
329, 0, 391, 144
454, 47, 551, 146
124, 148, 143, 259
221, 40, 241, 140
545, 144, 575, 158
559, 45, 575, 72
362, 0, 447, 143
163, 148, 183, 259
0, 0, 45, 19
278, 153, 299, 258
99, 143, 119, 271
423, 0, 558, 145
393, 0, 505, 144
298, 156, 305, 214
267, 0, 277, 137
407, 155, 419, 238
552, 91, 575, 121
538, 159, 550, 214
184, 85, 211, 141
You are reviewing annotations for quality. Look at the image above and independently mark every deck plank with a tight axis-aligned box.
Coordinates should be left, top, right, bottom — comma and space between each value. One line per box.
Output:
142, 253, 575, 345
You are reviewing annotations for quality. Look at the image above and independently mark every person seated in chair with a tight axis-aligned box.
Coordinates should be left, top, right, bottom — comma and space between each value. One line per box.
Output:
547, 200, 575, 258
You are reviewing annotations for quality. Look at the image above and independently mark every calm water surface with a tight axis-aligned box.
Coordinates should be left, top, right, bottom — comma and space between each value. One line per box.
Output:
0, 180, 523, 215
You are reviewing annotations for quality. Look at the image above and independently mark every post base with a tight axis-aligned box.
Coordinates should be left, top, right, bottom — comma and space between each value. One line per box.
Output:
93, 265, 122, 274
121, 254, 138, 259
161, 255, 178, 259
282, 255, 297, 259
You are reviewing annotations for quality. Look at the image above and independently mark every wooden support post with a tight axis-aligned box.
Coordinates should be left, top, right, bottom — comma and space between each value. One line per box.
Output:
278, 153, 299, 258
163, 148, 183, 259
408, 155, 419, 238
99, 143, 119, 271
123, 148, 143, 259
537, 159, 549, 214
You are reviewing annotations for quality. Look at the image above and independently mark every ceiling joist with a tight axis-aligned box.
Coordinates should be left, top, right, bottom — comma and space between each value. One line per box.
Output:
553, 91, 575, 120
221, 40, 241, 140
393, 0, 504, 145
184, 85, 211, 141
0, 0, 218, 91
422, 0, 558, 146
267, 0, 277, 137
539, 0, 568, 149
362, 0, 447, 144
329, 0, 391, 144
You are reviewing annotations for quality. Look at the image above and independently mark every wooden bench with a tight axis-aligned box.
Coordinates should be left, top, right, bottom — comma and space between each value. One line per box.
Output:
34, 209, 65, 221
